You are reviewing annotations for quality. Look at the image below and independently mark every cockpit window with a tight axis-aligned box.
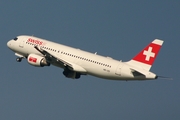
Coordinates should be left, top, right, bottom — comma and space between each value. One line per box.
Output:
13, 37, 18, 41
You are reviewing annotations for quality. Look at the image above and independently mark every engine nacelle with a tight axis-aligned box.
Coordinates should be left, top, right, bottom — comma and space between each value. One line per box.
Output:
27, 54, 50, 67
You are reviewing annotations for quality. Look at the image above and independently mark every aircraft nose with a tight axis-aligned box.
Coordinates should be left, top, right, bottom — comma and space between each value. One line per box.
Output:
7, 40, 12, 48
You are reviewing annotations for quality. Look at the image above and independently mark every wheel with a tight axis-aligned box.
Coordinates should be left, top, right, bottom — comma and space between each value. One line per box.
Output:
16, 57, 22, 62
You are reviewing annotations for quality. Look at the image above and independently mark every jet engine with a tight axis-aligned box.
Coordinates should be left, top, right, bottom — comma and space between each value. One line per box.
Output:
27, 54, 50, 67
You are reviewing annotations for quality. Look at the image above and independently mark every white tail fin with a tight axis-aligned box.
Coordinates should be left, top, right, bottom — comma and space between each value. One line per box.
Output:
127, 39, 164, 71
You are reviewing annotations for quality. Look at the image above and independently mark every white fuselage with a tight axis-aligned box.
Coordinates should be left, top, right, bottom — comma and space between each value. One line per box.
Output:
7, 35, 157, 80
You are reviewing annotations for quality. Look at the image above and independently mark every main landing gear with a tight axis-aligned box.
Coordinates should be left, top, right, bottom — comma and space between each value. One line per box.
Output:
16, 57, 22, 62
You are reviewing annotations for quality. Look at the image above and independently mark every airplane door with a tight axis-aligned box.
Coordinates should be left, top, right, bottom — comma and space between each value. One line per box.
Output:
115, 63, 123, 76
19, 38, 24, 48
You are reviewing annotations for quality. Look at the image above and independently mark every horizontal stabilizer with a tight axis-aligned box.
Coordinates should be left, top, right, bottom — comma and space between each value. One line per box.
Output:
130, 68, 145, 77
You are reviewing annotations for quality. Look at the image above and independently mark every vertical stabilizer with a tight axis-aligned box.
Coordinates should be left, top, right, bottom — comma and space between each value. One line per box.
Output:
127, 39, 164, 71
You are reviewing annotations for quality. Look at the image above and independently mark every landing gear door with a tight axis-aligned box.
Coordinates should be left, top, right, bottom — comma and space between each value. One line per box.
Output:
115, 63, 123, 76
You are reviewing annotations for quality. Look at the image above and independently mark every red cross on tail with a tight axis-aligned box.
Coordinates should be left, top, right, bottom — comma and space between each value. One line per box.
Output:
127, 39, 164, 71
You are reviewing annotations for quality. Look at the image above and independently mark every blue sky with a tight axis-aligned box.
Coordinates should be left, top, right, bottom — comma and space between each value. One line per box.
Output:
1, 1, 180, 120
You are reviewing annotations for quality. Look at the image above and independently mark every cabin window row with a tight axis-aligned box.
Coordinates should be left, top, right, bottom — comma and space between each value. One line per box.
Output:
41, 46, 57, 52
61, 52, 111, 68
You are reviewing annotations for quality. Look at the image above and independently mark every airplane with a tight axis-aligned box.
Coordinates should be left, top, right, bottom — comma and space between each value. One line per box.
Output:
7, 35, 164, 80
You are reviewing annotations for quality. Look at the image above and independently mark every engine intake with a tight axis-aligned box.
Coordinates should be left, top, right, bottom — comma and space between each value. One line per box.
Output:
27, 54, 50, 67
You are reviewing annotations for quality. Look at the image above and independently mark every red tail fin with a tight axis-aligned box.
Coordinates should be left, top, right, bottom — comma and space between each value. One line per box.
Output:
127, 39, 164, 71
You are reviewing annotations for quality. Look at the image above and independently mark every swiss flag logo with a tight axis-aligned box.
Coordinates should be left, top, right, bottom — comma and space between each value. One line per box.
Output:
143, 47, 155, 61
133, 43, 162, 65
29, 57, 37, 63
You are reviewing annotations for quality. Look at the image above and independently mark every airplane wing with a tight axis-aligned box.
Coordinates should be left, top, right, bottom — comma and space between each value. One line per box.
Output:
34, 46, 87, 73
